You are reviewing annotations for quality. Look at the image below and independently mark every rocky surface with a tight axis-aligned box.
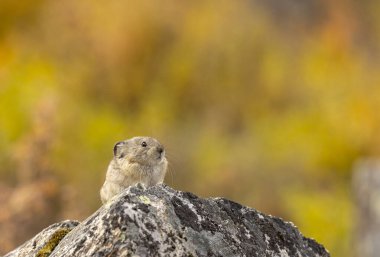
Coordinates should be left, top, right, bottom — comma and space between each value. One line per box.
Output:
4, 184, 329, 257
4, 220, 79, 257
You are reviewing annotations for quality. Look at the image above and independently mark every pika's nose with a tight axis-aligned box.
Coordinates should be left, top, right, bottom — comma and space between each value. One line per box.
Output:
157, 147, 164, 154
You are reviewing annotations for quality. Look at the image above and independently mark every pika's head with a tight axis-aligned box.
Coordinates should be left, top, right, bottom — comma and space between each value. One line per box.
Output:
113, 136, 166, 166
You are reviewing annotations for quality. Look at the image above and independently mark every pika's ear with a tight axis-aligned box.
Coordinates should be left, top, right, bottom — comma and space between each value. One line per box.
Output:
113, 141, 125, 158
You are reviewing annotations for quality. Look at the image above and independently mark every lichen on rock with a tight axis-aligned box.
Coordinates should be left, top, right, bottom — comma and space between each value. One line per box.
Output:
36, 228, 72, 257
4, 185, 329, 257
4, 220, 79, 257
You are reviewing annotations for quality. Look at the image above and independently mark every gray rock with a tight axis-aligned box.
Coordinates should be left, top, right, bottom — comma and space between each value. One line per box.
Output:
4, 184, 329, 257
4, 220, 79, 257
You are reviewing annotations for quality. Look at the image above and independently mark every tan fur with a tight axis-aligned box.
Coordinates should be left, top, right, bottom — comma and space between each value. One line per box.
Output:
100, 137, 168, 204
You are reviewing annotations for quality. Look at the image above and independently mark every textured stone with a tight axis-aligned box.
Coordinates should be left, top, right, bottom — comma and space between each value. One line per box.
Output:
4, 184, 329, 257
4, 220, 79, 257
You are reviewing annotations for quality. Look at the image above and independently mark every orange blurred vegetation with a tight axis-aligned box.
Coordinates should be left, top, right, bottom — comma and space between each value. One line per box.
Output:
1, 1, 380, 256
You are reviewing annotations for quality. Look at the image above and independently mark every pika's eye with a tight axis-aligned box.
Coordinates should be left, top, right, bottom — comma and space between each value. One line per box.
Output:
141, 141, 147, 147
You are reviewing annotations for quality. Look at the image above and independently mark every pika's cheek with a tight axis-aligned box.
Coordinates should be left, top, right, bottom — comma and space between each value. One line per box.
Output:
146, 148, 155, 156
117, 158, 129, 169
147, 148, 159, 158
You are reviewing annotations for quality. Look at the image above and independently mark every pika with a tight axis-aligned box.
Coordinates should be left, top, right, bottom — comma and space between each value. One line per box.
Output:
100, 136, 168, 204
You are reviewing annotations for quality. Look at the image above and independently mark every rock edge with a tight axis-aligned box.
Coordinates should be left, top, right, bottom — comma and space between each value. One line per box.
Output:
5, 184, 329, 257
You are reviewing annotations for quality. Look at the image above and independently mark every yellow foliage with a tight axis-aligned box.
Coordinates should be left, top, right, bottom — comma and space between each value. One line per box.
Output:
0, 1, 379, 256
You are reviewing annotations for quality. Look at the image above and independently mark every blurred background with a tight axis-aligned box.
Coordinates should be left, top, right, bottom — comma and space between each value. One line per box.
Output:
1, 0, 380, 256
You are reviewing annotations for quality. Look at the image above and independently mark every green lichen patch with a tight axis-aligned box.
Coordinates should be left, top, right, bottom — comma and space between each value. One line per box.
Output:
36, 228, 73, 257
139, 195, 151, 205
